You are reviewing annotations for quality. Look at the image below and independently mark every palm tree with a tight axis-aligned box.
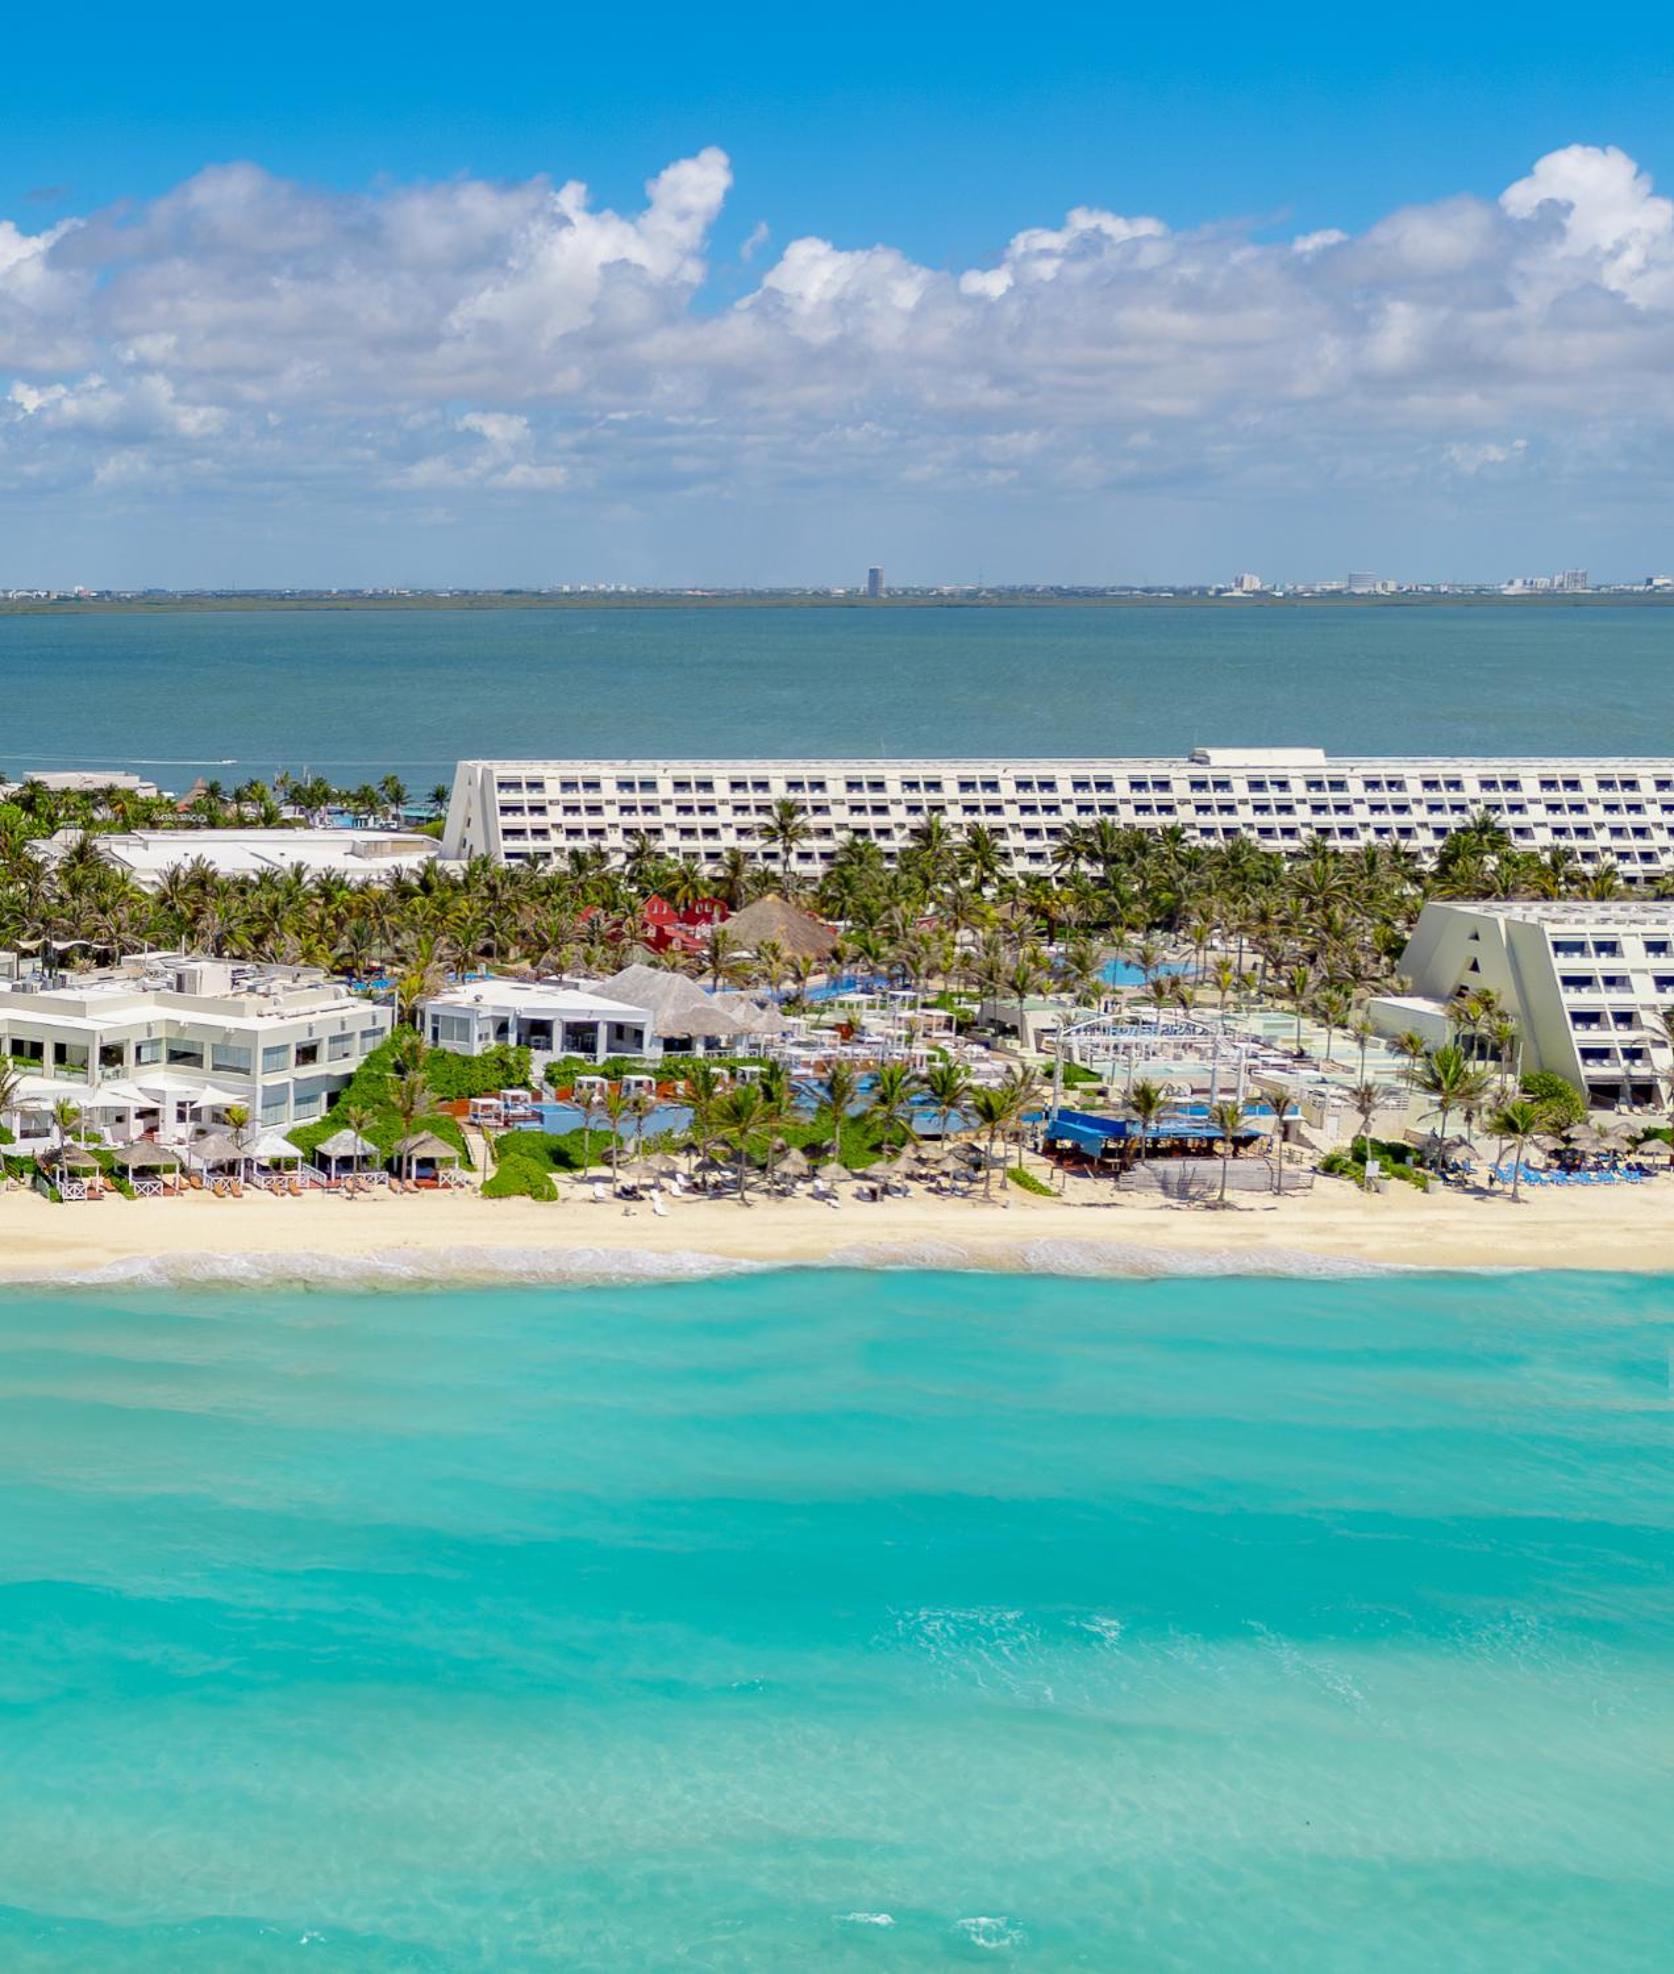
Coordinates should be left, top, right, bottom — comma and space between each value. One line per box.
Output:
716, 1084, 769, 1204
969, 1086, 1011, 1199
758, 799, 810, 887
1486, 1098, 1541, 1200
335, 1098, 379, 1177
0, 1060, 24, 1133
600, 1085, 631, 1192
754, 1064, 792, 1191
922, 1060, 972, 1148
223, 1102, 254, 1184
1389, 1028, 1430, 1092
1207, 1097, 1252, 1205
50, 1096, 82, 1176
1283, 963, 1313, 1052
868, 1062, 920, 1152
969, 1065, 1043, 1197
820, 1061, 861, 1162
1314, 984, 1353, 1069
389, 1065, 432, 1182
1125, 1077, 1168, 1173
1415, 1044, 1492, 1176
1346, 1081, 1396, 1190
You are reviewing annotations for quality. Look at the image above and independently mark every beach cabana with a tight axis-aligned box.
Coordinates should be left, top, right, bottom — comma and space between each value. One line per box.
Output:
36, 1145, 102, 1200
109, 1142, 184, 1196
186, 1130, 249, 1172
315, 1127, 378, 1180
393, 1130, 461, 1186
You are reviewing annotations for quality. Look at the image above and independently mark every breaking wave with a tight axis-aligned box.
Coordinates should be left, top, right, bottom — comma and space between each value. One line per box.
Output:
5, 1236, 1417, 1290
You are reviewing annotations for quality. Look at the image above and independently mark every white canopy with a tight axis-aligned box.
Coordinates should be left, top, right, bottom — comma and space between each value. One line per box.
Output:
251, 1127, 304, 1162
2, 1074, 96, 1108
316, 1128, 378, 1162
97, 1074, 250, 1107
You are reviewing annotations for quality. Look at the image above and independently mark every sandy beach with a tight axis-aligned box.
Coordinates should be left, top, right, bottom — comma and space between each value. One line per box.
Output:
1, 1171, 1669, 1284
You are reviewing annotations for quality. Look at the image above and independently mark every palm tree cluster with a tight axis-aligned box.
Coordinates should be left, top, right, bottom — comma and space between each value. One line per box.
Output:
0, 781, 1646, 1030
650, 1059, 1043, 1205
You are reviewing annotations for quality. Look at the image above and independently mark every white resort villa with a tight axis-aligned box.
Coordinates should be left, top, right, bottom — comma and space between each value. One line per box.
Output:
417, 963, 790, 1071
0, 953, 392, 1141
442, 750, 1674, 875
1371, 899, 1674, 1110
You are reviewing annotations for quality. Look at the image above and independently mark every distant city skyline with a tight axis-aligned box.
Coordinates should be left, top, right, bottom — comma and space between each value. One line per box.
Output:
6, 4, 1674, 583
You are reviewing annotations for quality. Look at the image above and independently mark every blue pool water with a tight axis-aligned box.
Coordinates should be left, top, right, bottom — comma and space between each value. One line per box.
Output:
532, 1100, 692, 1140
0, 1268, 1669, 1967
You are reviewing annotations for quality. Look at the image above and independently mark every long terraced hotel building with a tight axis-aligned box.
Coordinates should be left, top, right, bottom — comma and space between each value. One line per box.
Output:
443, 749, 1674, 876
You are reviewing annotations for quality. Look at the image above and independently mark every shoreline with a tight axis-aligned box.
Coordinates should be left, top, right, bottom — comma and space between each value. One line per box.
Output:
3, 1176, 1669, 1288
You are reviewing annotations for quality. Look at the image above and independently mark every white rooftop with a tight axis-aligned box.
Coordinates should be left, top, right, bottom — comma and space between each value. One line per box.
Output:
1442, 900, 1674, 925
33, 828, 440, 884
425, 978, 652, 1019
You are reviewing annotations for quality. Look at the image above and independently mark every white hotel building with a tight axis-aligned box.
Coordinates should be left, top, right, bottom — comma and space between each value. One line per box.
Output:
443, 750, 1674, 876
0, 955, 392, 1139
1370, 900, 1674, 1110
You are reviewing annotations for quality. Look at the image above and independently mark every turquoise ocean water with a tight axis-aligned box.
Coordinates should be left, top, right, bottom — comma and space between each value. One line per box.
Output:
0, 1267, 1669, 1968
1, 604, 1672, 787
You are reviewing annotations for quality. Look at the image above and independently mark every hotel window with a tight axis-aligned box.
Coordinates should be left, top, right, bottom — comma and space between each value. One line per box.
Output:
210, 1042, 252, 1073
294, 1041, 321, 1068
165, 1038, 205, 1067
135, 1037, 162, 1065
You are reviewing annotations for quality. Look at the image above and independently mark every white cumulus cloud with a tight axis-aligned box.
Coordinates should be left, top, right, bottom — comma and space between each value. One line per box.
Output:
4, 141, 1674, 519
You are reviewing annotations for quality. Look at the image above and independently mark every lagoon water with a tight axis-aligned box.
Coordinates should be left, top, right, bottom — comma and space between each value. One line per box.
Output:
1, 603, 1672, 788
0, 1267, 1669, 1968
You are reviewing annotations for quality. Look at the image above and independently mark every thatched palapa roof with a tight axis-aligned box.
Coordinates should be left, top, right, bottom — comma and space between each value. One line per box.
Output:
595, 964, 747, 1040
720, 894, 837, 961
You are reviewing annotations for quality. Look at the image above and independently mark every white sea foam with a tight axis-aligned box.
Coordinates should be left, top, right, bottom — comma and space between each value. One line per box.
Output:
19, 1245, 771, 1292
955, 1916, 1027, 1950
9, 1234, 1419, 1291
835, 1912, 896, 1928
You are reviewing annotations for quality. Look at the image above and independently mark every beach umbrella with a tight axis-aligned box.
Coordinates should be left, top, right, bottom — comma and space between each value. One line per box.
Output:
816, 1160, 849, 1185
777, 1147, 811, 1180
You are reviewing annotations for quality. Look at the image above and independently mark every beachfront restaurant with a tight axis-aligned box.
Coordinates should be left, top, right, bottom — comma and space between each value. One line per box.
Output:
1043, 1101, 1297, 1171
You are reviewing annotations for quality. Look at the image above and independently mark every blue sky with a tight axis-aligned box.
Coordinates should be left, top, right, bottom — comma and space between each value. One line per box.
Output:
5, 2, 1674, 585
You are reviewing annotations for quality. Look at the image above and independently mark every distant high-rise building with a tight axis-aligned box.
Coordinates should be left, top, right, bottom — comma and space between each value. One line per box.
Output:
1232, 571, 1265, 593
1346, 571, 1378, 594
866, 566, 885, 598
1555, 569, 1590, 592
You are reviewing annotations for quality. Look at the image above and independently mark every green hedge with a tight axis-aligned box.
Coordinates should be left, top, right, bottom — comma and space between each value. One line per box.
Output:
285, 1038, 474, 1166
482, 1156, 557, 1201
422, 1042, 531, 1099
541, 1054, 770, 1089
1006, 1164, 1055, 1195
494, 1128, 596, 1173
1518, 1070, 1587, 1129
1321, 1148, 1430, 1190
